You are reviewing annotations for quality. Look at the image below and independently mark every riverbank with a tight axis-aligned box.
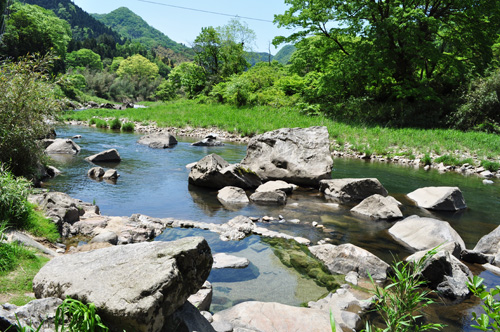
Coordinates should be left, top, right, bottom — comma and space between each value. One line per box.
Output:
61, 99, 500, 180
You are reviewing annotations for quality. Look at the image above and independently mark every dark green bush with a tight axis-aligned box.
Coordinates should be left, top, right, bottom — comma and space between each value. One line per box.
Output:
108, 118, 121, 130
0, 166, 31, 228
121, 122, 135, 132
481, 160, 500, 172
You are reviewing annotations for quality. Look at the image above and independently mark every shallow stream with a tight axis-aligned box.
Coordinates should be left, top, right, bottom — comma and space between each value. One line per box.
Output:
44, 125, 500, 331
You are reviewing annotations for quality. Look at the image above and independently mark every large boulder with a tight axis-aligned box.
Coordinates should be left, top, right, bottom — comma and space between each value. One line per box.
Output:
45, 138, 80, 155
33, 237, 212, 332
407, 186, 467, 211
473, 225, 500, 255
240, 126, 333, 187
351, 194, 402, 220
138, 133, 178, 149
85, 149, 121, 163
0, 298, 62, 332
188, 154, 261, 189
388, 215, 465, 256
212, 301, 335, 332
309, 243, 390, 280
165, 301, 216, 332
407, 249, 472, 300
217, 186, 249, 205
320, 178, 388, 203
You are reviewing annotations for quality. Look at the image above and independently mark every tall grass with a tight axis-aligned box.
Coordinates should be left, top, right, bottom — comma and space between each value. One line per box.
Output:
58, 99, 500, 160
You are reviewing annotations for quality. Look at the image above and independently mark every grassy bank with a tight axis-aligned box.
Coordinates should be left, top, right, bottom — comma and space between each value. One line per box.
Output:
60, 100, 500, 162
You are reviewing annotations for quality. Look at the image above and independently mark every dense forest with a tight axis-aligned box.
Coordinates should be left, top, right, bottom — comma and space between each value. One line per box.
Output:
1, 0, 500, 132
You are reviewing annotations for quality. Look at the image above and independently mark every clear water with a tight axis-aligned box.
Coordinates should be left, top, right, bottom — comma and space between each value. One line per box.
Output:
44, 125, 500, 330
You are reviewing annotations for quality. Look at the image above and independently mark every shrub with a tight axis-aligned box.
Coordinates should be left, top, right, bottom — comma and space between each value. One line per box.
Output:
0, 166, 31, 228
468, 275, 500, 331
481, 160, 500, 172
121, 122, 135, 132
94, 119, 107, 128
108, 118, 121, 130
55, 298, 109, 332
0, 55, 62, 178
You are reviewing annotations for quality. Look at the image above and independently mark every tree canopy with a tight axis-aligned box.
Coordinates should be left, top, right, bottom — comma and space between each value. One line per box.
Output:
116, 54, 159, 80
66, 48, 102, 71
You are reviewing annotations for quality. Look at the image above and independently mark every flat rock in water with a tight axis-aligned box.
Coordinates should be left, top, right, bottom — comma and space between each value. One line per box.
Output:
212, 301, 335, 332
407, 186, 466, 211
85, 149, 121, 163
388, 215, 465, 255
351, 194, 402, 220
320, 178, 388, 203
240, 126, 333, 187
217, 186, 249, 205
309, 243, 389, 280
250, 190, 287, 205
255, 180, 295, 194
45, 138, 80, 155
213, 253, 250, 269
138, 133, 178, 149
33, 237, 212, 332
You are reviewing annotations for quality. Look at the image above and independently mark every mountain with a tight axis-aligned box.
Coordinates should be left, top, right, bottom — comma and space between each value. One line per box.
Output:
22, 0, 124, 43
246, 52, 273, 66
92, 7, 193, 62
274, 45, 296, 65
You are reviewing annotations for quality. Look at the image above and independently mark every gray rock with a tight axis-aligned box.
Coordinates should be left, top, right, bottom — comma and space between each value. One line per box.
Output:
212, 301, 335, 332
192, 137, 224, 146
164, 301, 216, 332
249, 190, 287, 205
89, 230, 118, 245
350, 194, 402, 220
483, 179, 494, 185
103, 169, 119, 179
388, 215, 466, 256
219, 215, 255, 241
217, 186, 249, 205
309, 243, 389, 280
5, 230, 58, 257
474, 225, 500, 255
407, 186, 467, 211
46, 166, 61, 178
138, 133, 178, 149
85, 149, 121, 163
407, 249, 472, 300
255, 180, 295, 194
481, 170, 494, 178
33, 237, 212, 332
0, 298, 62, 332
189, 154, 261, 189
320, 178, 388, 203
45, 138, 80, 155
240, 126, 333, 187
461, 249, 494, 264
213, 253, 250, 269
87, 166, 105, 178
187, 281, 213, 312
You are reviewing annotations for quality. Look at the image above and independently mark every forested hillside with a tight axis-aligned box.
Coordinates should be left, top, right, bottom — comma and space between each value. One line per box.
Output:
93, 7, 193, 62
273, 45, 296, 65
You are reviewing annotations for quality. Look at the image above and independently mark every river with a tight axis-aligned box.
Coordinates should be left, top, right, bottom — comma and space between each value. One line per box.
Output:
44, 125, 500, 331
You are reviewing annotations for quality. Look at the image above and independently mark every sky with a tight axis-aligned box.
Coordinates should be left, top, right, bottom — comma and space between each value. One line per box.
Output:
72, 0, 293, 54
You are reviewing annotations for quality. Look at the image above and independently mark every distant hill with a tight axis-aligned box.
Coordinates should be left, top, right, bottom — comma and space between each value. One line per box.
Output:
92, 7, 193, 63
246, 52, 273, 66
22, 0, 124, 43
274, 45, 296, 64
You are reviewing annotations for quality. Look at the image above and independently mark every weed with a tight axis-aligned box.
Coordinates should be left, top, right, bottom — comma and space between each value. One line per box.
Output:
468, 275, 500, 331
422, 154, 433, 166
55, 298, 109, 332
121, 122, 134, 132
481, 160, 500, 172
108, 118, 121, 130
94, 119, 107, 128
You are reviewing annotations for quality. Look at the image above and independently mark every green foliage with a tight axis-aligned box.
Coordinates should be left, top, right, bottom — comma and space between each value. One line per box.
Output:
364, 248, 445, 332
55, 298, 109, 332
0, 55, 62, 178
117, 54, 159, 81
468, 275, 500, 331
66, 48, 103, 71
434, 155, 469, 167
1, 2, 71, 59
0, 166, 32, 228
273, 44, 296, 65
108, 118, 121, 130
155, 79, 177, 101
121, 122, 134, 132
168, 62, 207, 98
481, 160, 500, 172
108, 57, 124, 73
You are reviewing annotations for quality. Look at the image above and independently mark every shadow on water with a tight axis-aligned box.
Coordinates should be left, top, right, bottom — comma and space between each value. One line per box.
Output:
45, 125, 500, 327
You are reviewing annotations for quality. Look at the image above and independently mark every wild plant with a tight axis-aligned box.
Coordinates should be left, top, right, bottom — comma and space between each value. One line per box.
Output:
363, 247, 445, 332
468, 275, 500, 331
55, 298, 109, 332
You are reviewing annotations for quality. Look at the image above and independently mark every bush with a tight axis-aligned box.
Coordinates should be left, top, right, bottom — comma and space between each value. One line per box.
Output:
108, 118, 121, 130
481, 160, 500, 172
468, 275, 500, 331
0, 55, 62, 178
55, 298, 109, 332
121, 122, 135, 132
0, 166, 31, 228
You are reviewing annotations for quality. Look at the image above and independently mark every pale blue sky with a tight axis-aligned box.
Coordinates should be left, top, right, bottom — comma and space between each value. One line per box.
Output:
72, 0, 293, 54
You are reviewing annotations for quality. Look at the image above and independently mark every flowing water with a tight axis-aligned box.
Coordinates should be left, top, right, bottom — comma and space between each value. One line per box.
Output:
44, 125, 500, 331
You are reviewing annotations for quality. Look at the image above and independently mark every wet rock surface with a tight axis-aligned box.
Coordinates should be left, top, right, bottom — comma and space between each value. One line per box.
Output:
407, 186, 467, 211
320, 178, 388, 203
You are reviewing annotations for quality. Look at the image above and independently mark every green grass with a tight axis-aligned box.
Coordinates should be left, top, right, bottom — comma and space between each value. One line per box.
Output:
108, 117, 121, 130
58, 99, 500, 160
481, 160, 500, 172
121, 121, 135, 132
24, 205, 60, 242
434, 155, 474, 167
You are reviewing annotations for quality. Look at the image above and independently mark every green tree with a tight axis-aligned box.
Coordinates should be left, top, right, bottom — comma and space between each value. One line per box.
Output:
0, 55, 61, 179
66, 48, 103, 71
168, 62, 207, 98
274, 0, 500, 101
0, 2, 71, 59
116, 54, 159, 80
